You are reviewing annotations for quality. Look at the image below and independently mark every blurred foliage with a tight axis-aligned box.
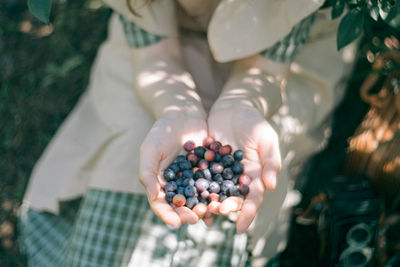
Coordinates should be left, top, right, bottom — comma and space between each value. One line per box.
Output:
0, 0, 111, 265
322, 0, 399, 49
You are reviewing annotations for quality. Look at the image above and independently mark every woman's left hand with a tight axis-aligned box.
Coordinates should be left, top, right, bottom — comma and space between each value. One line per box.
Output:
207, 105, 281, 232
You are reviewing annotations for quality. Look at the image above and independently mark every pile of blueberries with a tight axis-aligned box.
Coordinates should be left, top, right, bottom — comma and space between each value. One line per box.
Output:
163, 137, 250, 209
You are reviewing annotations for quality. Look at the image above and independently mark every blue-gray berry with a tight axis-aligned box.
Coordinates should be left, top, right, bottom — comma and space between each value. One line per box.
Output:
164, 181, 177, 192
232, 162, 244, 174
166, 192, 176, 203
233, 150, 244, 161
163, 169, 176, 181
186, 197, 199, 209
209, 182, 220, 194
222, 155, 234, 167
185, 185, 197, 198
223, 168, 234, 180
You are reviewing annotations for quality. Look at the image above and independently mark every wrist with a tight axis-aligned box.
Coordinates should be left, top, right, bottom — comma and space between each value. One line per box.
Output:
211, 55, 286, 118
159, 101, 207, 121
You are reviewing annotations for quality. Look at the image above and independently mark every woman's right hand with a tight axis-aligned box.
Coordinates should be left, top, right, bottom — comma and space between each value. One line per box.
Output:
139, 110, 210, 228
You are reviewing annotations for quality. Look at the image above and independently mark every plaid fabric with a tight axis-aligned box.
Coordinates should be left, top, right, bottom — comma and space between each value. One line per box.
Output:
261, 13, 317, 62
119, 15, 166, 48
19, 189, 248, 267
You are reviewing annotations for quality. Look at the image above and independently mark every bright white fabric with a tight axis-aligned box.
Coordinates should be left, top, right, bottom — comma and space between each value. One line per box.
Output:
103, 0, 324, 62
23, 5, 356, 265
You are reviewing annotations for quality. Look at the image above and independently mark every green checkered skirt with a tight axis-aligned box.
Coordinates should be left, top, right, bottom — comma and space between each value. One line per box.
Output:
19, 189, 248, 267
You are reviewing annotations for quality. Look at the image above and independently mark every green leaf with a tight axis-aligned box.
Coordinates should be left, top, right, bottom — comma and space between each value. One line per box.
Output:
27, 0, 52, 24
331, 0, 345, 19
337, 8, 365, 50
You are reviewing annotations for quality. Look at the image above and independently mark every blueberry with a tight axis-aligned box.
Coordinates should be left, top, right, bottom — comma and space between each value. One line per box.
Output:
204, 150, 216, 162
177, 186, 185, 195
166, 192, 176, 203
182, 178, 195, 187
214, 153, 222, 162
232, 175, 239, 185
187, 153, 198, 166
213, 173, 224, 184
185, 185, 197, 198
209, 182, 220, 193
210, 141, 222, 152
173, 194, 186, 207
195, 178, 209, 192
186, 197, 199, 209
187, 178, 195, 186
229, 186, 240, 197
163, 169, 176, 181
239, 174, 251, 185
203, 169, 212, 180
183, 140, 196, 152
239, 184, 250, 195
233, 150, 244, 161
194, 146, 206, 158
202, 136, 215, 148
169, 163, 180, 173
232, 162, 244, 174
176, 155, 186, 162
179, 160, 192, 170
219, 145, 232, 156
221, 180, 235, 194
219, 193, 228, 202
164, 181, 177, 192
176, 178, 183, 186
223, 168, 234, 180
194, 170, 205, 179
182, 169, 194, 179
222, 155, 234, 167
200, 190, 210, 199
198, 197, 208, 205
198, 159, 208, 170
210, 162, 224, 174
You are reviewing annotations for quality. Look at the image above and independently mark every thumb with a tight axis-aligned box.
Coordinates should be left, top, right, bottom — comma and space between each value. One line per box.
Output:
261, 166, 278, 191
139, 143, 161, 201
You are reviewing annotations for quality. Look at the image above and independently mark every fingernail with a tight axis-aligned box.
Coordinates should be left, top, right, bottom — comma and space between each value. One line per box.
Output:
265, 177, 276, 191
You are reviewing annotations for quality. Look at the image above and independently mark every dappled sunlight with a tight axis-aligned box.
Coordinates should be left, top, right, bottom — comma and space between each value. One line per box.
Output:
313, 93, 321, 105
19, 20, 53, 37
342, 43, 357, 63
137, 70, 167, 87
258, 96, 268, 114
175, 94, 187, 100
383, 156, 400, 173
248, 67, 262, 75
185, 89, 202, 102
153, 89, 166, 98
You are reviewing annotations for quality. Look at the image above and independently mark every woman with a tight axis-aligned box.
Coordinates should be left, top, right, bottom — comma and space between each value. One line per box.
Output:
19, 0, 355, 266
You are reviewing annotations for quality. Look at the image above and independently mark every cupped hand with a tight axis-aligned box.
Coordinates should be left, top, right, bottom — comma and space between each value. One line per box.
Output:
139, 111, 209, 228
208, 105, 281, 232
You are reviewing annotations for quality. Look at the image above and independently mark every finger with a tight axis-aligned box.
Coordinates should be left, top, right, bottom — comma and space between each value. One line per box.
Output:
192, 203, 208, 218
262, 167, 278, 191
219, 197, 243, 215
148, 194, 181, 228
202, 212, 215, 227
140, 169, 160, 201
236, 178, 265, 233
208, 201, 221, 214
175, 206, 199, 224
139, 143, 161, 201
